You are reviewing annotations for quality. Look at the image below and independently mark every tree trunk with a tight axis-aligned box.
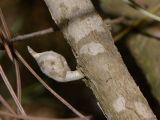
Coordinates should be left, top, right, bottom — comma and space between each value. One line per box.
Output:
44, 0, 157, 119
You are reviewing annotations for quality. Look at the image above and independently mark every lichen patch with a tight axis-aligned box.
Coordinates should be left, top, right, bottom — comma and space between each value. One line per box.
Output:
134, 101, 153, 119
68, 14, 105, 43
79, 42, 106, 56
112, 96, 126, 112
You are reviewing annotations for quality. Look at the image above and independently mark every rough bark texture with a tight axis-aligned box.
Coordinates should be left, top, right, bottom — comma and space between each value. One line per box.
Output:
44, 0, 157, 119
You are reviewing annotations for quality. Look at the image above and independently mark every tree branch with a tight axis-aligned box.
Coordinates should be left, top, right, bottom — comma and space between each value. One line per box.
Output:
11, 28, 54, 42
44, 0, 157, 119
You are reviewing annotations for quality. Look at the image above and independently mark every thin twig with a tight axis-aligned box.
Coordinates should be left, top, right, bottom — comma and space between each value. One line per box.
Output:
114, 4, 160, 41
14, 59, 22, 117
0, 111, 90, 120
0, 65, 27, 117
0, 31, 14, 61
0, 8, 12, 40
11, 17, 123, 43
14, 60, 21, 103
0, 95, 91, 120
0, 95, 16, 114
11, 28, 54, 42
0, 7, 88, 120
104, 17, 125, 25
123, 0, 160, 22
0, 8, 23, 120
14, 50, 88, 120
0, 95, 19, 120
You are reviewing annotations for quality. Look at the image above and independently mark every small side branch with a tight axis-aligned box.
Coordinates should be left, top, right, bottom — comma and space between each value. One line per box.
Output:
11, 28, 54, 42
14, 50, 88, 120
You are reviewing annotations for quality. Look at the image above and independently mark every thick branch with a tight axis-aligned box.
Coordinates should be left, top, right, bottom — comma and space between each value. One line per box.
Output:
44, 0, 157, 119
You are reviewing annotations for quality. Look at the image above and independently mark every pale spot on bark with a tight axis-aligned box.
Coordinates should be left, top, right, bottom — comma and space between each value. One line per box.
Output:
134, 101, 153, 119
79, 42, 106, 55
113, 96, 126, 112
67, 14, 105, 43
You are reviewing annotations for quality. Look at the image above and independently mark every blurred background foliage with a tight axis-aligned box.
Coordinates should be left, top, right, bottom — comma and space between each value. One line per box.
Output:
0, 0, 160, 119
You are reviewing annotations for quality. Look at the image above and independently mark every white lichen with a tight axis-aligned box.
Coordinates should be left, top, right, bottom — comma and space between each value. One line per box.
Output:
79, 42, 106, 56
113, 96, 126, 112
28, 46, 84, 82
67, 14, 105, 43
134, 101, 153, 119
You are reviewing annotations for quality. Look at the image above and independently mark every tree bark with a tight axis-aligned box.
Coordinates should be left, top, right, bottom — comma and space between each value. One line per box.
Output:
44, 0, 157, 119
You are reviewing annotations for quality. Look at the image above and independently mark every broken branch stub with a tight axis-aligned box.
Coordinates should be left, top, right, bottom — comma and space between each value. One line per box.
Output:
44, 0, 157, 119
28, 46, 84, 82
